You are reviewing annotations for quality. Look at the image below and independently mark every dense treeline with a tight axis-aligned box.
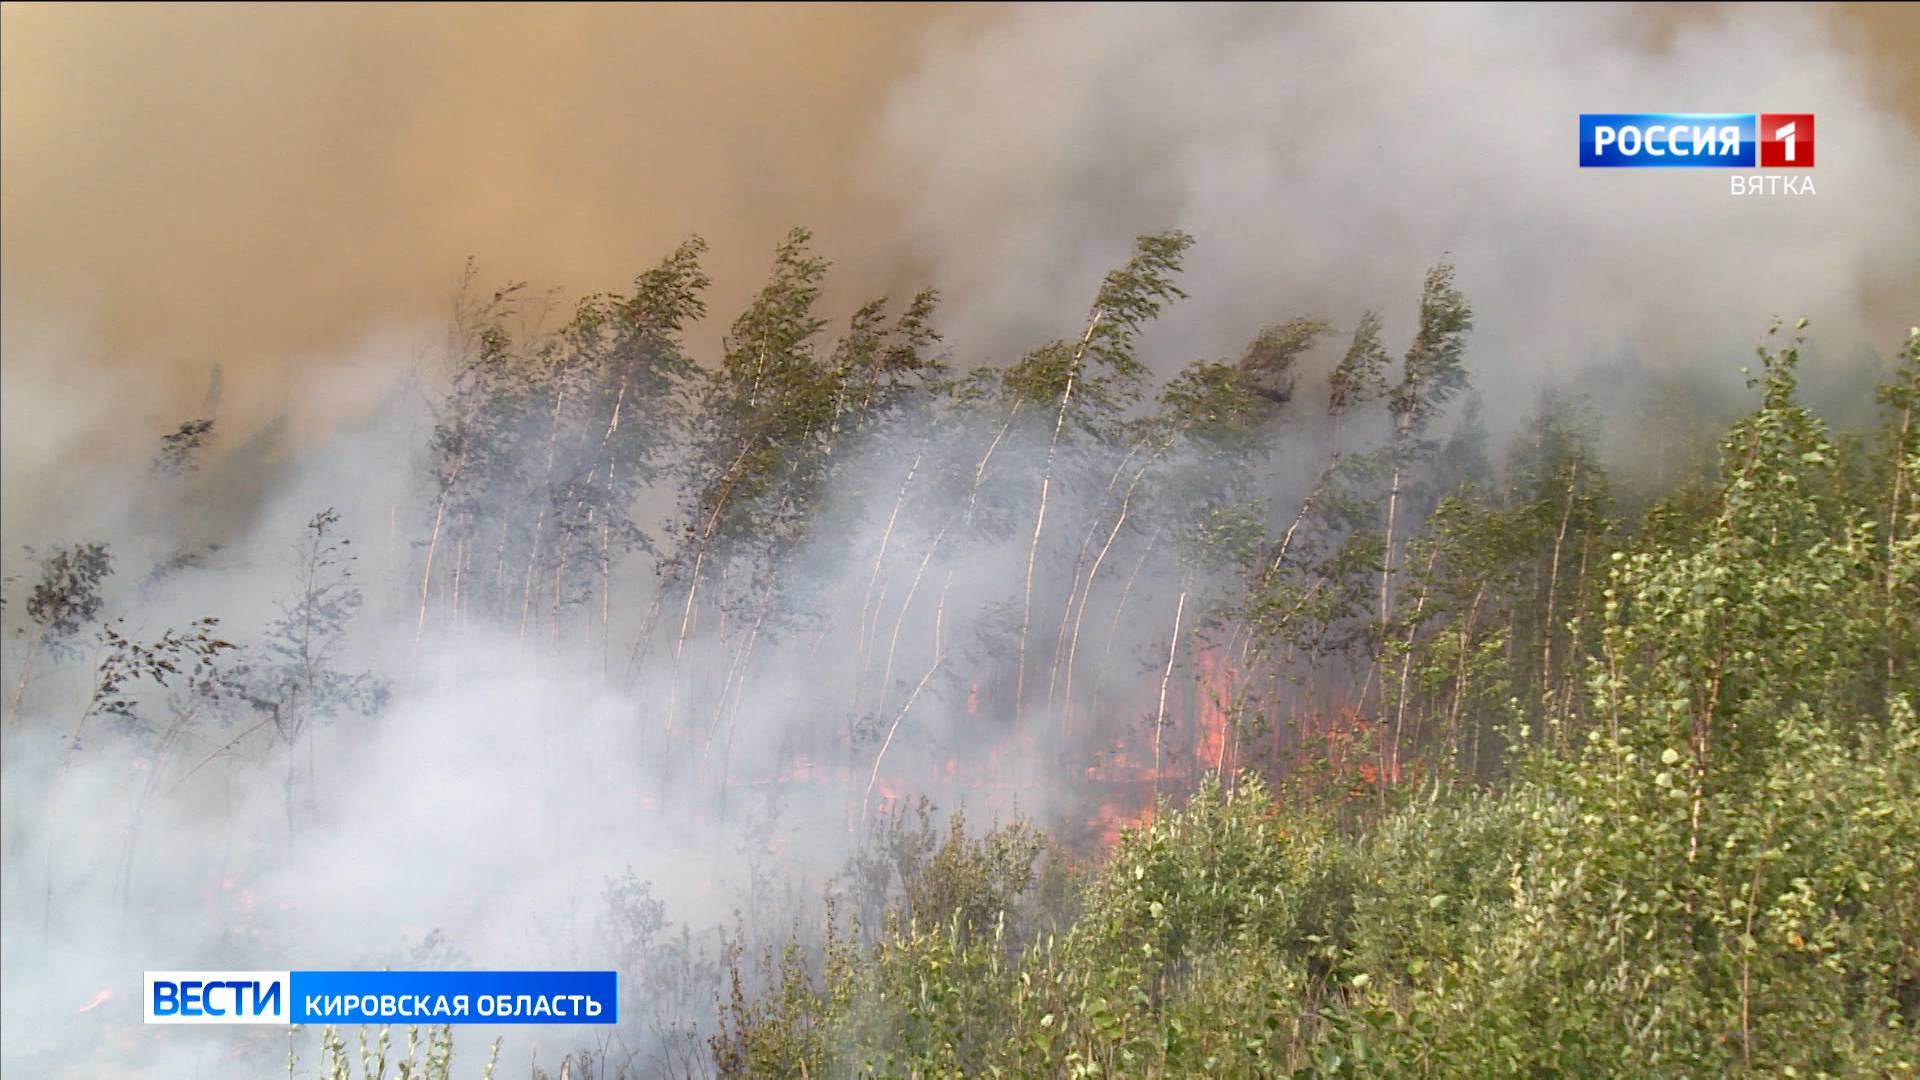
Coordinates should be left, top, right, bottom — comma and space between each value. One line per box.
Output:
707, 327, 1920, 1078
3, 231, 1914, 1078
399, 230, 1499, 804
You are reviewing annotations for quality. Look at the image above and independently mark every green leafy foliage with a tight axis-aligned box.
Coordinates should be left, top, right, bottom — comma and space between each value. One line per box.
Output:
295, 1024, 497, 1080
703, 323, 1920, 1078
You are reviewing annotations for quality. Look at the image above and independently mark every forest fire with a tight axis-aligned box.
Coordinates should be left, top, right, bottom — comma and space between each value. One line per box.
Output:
1095, 800, 1152, 851
1193, 640, 1232, 775
708, 637, 1256, 852
1, 5, 1913, 1078
1069, 637, 1250, 851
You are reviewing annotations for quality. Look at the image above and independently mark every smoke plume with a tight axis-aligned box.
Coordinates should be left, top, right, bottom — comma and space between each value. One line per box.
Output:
2, 5, 1917, 1078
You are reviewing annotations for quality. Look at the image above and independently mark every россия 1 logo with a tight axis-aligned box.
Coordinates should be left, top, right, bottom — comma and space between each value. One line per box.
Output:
1579, 113, 1814, 168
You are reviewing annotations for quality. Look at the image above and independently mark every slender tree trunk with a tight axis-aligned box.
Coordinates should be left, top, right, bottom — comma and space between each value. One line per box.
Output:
663, 546, 705, 758
1888, 399, 1912, 684
1446, 583, 1487, 774
711, 605, 768, 822
1561, 536, 1593, 724
284, 734, 298, 862
622, 591, 665, 692
1016, 311, 1103, 720
1379, 429, 1407, 629
518, 507, 547, 644
853, 447, 923, 719
519, 389, 569, 645
1212, 624, 1247, 784
1542, 459, 1580, 709
1685, 660, 1725, 912
1105, 525, 1162, 661
667, 443, 758, 757
5, 625, 45, 736
599, 517, 614, 681
1063, 460, 1153, 725
1389, 544, 1441, 784
873, 526, 949, 725
491, 515, 511, 615
965, 401, 1023, 526
1049, 502, 1111, 719
1275, 646, 1296, 778
450, 537, 466, 629
413, 494, 450, 660
580, 378, 628, 672
863, 571, 952, 823
1266, 463, 1333, 587
1153, 590, 1188, 797
551, 527, 571, 648
1050, 443, 1150, 717
414, 398, 479, 659
702, 617, 754, 765
117, 705, 199, 908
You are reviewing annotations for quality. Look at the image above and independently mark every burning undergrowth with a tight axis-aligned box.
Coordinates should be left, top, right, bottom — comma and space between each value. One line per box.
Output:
0, 228, 1471, 1076
3, 218, 1913, 1077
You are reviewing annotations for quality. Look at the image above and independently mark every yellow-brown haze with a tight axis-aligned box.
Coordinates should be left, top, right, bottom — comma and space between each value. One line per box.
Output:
2, 2, 1915, 499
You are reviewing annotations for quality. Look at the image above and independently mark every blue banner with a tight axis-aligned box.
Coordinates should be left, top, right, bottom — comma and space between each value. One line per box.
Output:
1579, 113, 1756, 167
288, 970, 617, 1024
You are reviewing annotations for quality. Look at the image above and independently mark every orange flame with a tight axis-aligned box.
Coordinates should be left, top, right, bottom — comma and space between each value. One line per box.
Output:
1095, 800, 1153, 850
1193, 642, 1233, 774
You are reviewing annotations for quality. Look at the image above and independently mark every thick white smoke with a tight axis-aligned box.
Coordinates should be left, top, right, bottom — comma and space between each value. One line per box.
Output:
4, 5, 1917, 1078
870, 3, 1919, 405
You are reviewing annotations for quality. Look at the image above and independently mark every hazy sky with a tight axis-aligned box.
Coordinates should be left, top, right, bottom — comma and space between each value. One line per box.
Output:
1, 11, 1916, 1074
1, 4, 950, 395
3, 3, 1916, 474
